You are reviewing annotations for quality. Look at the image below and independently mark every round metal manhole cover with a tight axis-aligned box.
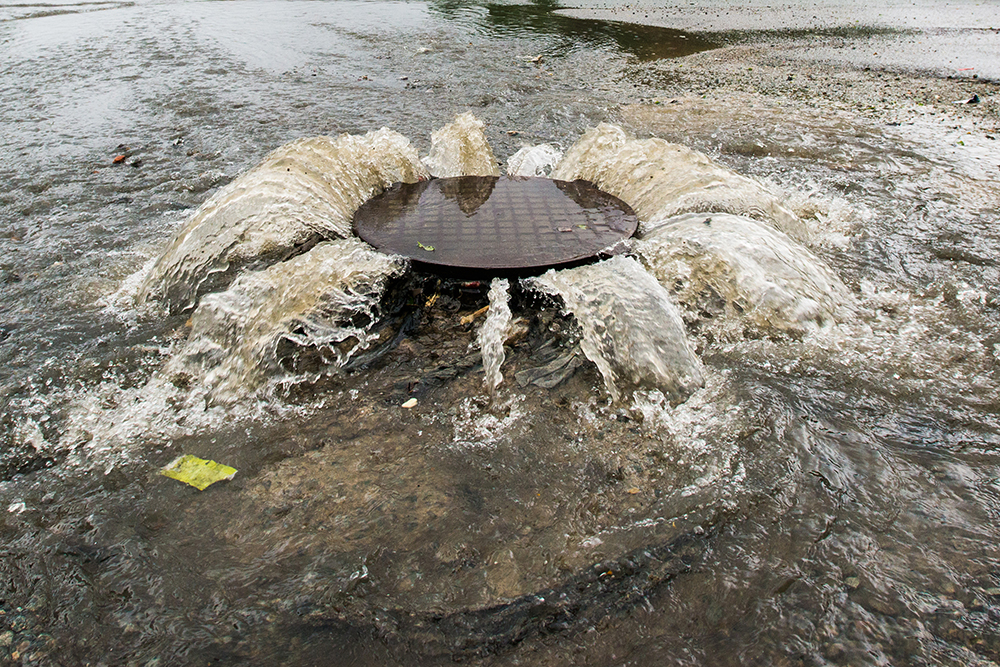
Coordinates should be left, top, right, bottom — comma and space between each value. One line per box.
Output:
353, 176, 638, 271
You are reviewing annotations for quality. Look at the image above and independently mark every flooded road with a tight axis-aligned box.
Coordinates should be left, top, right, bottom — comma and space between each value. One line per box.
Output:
2, 1, 1000, 665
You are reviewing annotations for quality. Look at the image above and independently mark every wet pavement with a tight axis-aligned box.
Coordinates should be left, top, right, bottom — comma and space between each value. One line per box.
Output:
2, 1, 1000, 666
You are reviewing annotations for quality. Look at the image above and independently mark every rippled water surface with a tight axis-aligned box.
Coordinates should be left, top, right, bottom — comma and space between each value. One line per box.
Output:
2, 1, 1000, 665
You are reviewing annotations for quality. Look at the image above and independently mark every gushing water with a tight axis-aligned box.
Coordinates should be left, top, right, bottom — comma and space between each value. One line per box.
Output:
421, 112, 500, 179
477, 278, 513, 396
3, 6, 1000, 659
166, 237, 406, 402
552, 123, 806, 240
637, 212, 855, 335
138, 129, 427, 313
527, 255, 704, 403
506, 143, 564, 178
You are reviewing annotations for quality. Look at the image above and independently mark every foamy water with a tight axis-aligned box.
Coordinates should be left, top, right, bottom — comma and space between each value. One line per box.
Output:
3, 13, 1000, 661
528, 255, 704, 403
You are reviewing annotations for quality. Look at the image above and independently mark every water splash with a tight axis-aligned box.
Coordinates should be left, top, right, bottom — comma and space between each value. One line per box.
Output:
45, 239, 403, 471
138, 129, 428, 313
636, 212, 855, 335
552, 123, 806, 240
421, 112, 500, 178
477, 277, 512, 396
452, 394, 526, 449
165, 238, 406, 402
506, 143, 563, 177
527, 255, 704, 403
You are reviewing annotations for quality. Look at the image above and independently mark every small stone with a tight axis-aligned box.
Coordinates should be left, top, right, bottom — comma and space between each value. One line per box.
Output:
845, 576, 861, 589
401, 398, 418, 409
0, 631, 13, 647
984, 587, 1000, 596
824, 642, 847, 660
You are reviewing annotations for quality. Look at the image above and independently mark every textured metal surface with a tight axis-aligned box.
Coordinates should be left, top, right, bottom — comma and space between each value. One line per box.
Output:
353, 176, 638, 270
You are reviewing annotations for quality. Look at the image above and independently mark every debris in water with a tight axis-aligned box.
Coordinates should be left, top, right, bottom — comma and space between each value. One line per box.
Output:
401, 398, 418, 408
417, 241, 435, 252
112, 154, 126, 164
160, 454, 237, 490
460, 305, 489, 326
514, 346, 582, 389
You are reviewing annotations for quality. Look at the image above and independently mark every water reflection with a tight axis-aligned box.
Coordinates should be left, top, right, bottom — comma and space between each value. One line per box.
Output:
428, 0, 717, 60
353, 176, 638, 270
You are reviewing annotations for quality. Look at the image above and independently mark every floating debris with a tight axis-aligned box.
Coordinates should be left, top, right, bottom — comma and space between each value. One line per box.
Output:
160, 454, 237, 491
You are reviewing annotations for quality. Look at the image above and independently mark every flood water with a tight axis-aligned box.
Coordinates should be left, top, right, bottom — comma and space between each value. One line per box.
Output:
2, 1, 1000, 665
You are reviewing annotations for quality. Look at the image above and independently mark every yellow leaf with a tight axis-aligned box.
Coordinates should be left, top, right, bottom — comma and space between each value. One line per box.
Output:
160, 454, 237, 491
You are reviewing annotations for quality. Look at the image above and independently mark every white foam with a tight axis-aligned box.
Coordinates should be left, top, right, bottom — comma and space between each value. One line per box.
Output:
638, 212, 855, 335
477, 278, 513, 395
527, 256, 704, 403
422, 112, 500, 178
166, 238, 405, 403
506, 143, 563, 177
139, 129, 428, 313
553, 123, 806, 239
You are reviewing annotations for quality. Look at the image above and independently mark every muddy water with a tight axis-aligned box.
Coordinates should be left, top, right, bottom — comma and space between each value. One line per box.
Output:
3, 1, 1000, 666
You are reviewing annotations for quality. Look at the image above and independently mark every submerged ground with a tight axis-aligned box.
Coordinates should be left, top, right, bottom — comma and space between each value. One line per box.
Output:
2, 1, 1000, 665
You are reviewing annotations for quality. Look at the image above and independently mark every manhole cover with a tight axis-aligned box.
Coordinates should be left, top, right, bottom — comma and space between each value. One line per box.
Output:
353, 176, 638, 271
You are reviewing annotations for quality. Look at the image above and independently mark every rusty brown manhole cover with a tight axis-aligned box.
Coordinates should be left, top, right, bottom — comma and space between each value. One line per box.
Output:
353, 176, 638, 271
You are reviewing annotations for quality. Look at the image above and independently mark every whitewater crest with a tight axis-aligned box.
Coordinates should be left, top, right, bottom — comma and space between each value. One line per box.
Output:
422, 112, 500, 178
506, 143, 563, 177
138, 129, 428, 313
165, 238, 405, 402
527, 256, 704, 403
637, 213, 854, 334
124, 115, 855, 409
552, 123, 806, 240
478, 278, 513, 396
